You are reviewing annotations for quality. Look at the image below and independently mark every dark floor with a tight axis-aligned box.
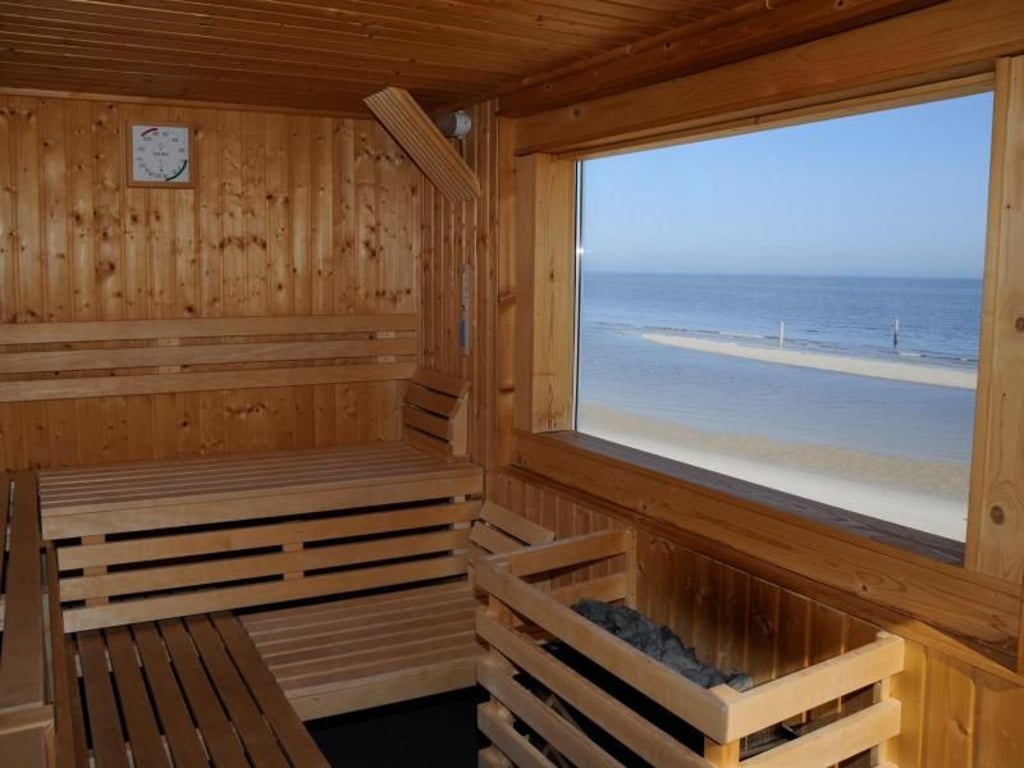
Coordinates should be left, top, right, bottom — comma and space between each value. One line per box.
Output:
307, 688, 487, 767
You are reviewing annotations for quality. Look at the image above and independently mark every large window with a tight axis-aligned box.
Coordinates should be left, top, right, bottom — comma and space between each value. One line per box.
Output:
576, 93, 994, 543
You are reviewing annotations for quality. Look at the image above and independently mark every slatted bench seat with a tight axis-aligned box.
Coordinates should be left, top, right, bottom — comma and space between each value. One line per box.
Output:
49, 609, 328, 768
241, 502, 555, 720
0, 471, 53, 768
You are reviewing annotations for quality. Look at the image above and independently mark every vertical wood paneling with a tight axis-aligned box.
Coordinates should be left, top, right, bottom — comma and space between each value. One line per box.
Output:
0, 92, 422, 470
420, 102, 498, 464
923, 652, 977, 767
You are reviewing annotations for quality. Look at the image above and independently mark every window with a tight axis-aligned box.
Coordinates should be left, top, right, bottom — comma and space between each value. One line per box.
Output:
575, 93, 994, 543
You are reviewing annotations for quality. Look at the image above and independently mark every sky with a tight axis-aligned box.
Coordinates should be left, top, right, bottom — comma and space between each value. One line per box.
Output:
580, 92, 994, 278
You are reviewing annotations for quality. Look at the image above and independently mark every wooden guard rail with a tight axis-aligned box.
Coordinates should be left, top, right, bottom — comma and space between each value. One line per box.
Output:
475, 531, 905, 768
0, 313, 417, 402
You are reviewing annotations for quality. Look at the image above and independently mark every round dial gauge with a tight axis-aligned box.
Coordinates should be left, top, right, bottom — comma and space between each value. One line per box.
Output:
131, 125, 191, 184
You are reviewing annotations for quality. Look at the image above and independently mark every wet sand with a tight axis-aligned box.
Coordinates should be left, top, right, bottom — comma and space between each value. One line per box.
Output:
579, 401, 969, 541
643, 333, 976, 390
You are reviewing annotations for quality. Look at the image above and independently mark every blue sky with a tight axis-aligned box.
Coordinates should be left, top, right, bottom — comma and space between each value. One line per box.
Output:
580, 93, 994, 278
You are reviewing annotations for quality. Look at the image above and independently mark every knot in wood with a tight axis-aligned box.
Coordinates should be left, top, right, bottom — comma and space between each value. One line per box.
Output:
990, 505, 1006, 525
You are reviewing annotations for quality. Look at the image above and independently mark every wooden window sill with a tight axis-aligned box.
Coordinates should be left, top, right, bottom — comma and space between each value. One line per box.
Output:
509, 429, 1021, 674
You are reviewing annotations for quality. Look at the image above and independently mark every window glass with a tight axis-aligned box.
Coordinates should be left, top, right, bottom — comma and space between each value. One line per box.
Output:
576, 93, 994, 542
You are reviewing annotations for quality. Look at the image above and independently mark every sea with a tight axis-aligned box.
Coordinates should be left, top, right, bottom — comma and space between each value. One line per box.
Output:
577, 273, 981, 464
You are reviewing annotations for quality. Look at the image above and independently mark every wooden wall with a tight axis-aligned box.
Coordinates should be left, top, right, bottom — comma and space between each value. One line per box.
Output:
0, 93, 422, 469
490, 470, 1024, 767
419, 100, 498, 466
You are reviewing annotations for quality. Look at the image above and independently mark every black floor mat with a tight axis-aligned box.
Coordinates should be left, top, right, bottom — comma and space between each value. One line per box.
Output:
307, 688, 487, 768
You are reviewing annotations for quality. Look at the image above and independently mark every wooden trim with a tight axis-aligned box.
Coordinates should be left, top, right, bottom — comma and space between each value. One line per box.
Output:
966, 55, 1024, 586
364, 87, 480, 203
513, 0, 1024, 155
0, 361, 415, 403
513, 154, 576, 432
0, 86, 369, 118
0, 471, 45, 712
0, 337, 417, 374
499, 0, 947, 116
511, 431, 1021, 662
0, 313, 418, 344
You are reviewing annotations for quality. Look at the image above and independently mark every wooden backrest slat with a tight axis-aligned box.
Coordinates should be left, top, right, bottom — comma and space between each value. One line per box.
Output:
402, 404, 453, 441
0, 313, 418, 345
0, 362, 416, 405
468, 501, 557, 566
1, 337, 418, 375
469, 524, 522, 556
411, 368, 470, 398
480, 501, 556, 547
0, 471, 45, 711
404, 383, 461, 419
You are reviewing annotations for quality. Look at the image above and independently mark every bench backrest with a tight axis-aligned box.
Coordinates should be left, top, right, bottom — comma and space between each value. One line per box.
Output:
401, 368, 470, 461
0, 314, 417, 403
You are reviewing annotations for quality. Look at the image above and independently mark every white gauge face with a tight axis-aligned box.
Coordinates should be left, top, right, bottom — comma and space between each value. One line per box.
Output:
131, 125, 191, 184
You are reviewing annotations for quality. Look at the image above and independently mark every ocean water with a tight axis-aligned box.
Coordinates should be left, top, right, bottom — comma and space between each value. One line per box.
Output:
577, 273, 981, 464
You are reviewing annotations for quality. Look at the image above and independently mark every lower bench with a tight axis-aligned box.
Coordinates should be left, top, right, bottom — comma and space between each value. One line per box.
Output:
58, 613, 326, 768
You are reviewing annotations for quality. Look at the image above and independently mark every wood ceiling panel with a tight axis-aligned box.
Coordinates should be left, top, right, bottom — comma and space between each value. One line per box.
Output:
0, 0, 752, 113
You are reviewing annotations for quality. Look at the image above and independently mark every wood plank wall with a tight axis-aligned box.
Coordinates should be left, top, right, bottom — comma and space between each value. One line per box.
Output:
419, 101, 498, 466
0, 93, 422, 469
490, 469, 1024, 767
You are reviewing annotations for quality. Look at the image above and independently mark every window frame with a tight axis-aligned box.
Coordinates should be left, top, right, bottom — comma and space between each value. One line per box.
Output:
504, 66, 1024, 675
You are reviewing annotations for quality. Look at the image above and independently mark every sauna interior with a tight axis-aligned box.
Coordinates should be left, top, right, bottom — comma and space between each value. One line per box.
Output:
1, 1, 1023, 766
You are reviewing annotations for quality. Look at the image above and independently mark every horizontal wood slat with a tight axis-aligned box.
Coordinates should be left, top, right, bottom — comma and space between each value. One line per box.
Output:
1, 337, 418, 374
0, 314, 418, 344
0, 314, 418, 405
0, 361, 416, 403
63, 555, 470, 633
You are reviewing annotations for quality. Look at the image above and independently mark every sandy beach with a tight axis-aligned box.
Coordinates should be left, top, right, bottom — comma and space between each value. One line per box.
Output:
643, 333, 976, 390
579, 401, 968, 541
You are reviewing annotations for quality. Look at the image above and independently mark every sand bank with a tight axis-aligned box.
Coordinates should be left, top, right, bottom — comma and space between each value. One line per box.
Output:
643, 333, 976, 390
579, 402, 968, 541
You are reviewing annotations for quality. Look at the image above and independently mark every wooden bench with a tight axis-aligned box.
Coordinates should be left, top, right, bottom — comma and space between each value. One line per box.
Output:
0, 471, 54, 768
37, 369, 555, 763
42, 495, 550, 765
241, 501, 555, 719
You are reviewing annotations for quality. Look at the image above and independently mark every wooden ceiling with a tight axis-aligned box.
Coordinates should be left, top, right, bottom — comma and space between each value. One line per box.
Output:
0, 0, 948, 115
0, 0, 753, 114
